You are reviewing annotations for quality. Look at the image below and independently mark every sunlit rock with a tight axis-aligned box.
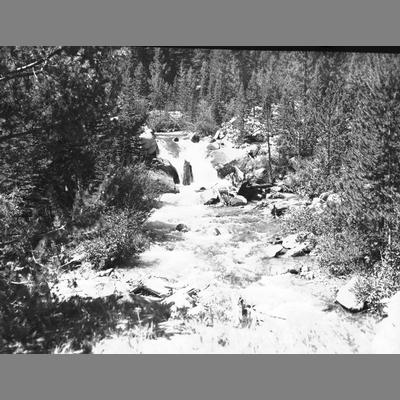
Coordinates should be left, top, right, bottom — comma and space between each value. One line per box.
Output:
264, 244, 284, 258
176, 223, 190, 232
336, 276, 365, 311
229, 195, 248, 206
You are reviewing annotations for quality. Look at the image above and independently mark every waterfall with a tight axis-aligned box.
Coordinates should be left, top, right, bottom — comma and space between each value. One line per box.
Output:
155, 132, 220, 189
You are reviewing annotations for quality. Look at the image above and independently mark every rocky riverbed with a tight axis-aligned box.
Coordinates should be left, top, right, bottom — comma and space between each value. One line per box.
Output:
52, 185, 379, 353
52, 132, 397, 353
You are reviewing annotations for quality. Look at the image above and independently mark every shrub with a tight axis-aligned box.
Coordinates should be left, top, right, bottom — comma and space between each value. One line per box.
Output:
355, 254, 400, 314
316, 228, 367, 276
195, 100, 219, 137
101, 163, 159, 215
281, 205, 367, 275
79, 209, 148, 269
281, 206, 328, 236
72, 163, 159, 269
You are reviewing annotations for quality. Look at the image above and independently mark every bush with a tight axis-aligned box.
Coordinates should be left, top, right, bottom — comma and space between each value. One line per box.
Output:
281, 205, 367, 275
281, 206, 328, 236
101, 163, 159, 215
356, 254, 400, 314
72, 163, 159, 269
316, 228, 367, 275
79, 209, 148, 269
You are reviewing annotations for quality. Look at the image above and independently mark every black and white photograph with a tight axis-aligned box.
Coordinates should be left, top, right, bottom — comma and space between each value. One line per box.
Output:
1, 47, 399, 354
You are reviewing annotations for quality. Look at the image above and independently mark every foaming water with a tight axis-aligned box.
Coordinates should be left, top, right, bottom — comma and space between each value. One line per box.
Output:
156, 132, 221, 189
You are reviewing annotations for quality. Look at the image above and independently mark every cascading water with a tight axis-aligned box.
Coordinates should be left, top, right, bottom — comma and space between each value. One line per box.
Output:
155, 132, 221, 189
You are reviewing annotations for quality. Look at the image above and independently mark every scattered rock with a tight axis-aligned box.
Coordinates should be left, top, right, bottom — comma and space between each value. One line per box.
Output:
270, 185, 282, 192
271, 202, 289, 217
163, 291, 194, 311
229, 195, 248, 207
175, 223, 190, 232
288, 265, 301, 274
282, 232, 314, 249
204, 197, 220, 206
285, 243, 311, 257
191, 134, 200, 143
263, 244, 284, 258
335, 276, 365, 312
319, 191, 332, 202
326, 193, 342, 209
207, 142, 220, 151
132, 277, 172, 298
282, 234, 299, 249
299, 265, 315, 279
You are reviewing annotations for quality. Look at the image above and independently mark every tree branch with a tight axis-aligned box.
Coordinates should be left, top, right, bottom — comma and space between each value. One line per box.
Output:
0, 46, 63, 83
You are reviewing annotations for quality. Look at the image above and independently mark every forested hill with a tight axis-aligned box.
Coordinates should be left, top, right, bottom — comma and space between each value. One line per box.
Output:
1, 47, 400, 353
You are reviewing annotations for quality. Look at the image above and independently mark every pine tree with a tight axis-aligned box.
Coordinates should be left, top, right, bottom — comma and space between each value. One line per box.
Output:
148, 48, 168, 110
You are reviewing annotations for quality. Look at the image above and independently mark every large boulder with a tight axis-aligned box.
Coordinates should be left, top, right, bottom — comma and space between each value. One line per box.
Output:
263, 244, 284, 258
335, 276, 365, 312
237, 181, 262, 202
152, 158, 180, 184
229, 195, 248, 207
